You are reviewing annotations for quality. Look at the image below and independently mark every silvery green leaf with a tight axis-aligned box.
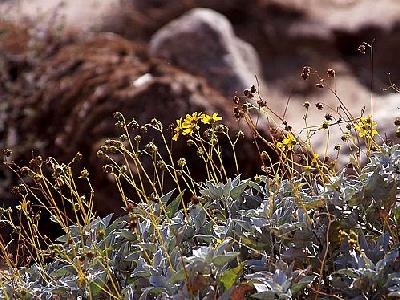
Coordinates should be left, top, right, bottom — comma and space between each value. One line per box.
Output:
161, 189, 176, 204
50, 266, 74, 279
189, 205, 206, 231
220, 264, 243, 289
149, 275, 167, 288
192, 246, 213, 260
167, 190, 184, 218
139, 287, 164, 300
131, 257, 153, 277
212, 252, 239, 267
215, 238, 232, 255
119, 229, 136, 241
290, 275, 316, 295
168, 269, 186, 284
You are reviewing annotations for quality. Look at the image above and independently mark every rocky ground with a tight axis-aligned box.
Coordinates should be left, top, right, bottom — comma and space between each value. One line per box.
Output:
1, 0, 399, 214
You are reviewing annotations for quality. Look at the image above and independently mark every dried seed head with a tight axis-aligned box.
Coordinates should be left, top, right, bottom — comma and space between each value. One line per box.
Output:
119, 134, 128, 142
119, 166, 127, 174
127, 119, 139, 129
250, 85, 257, 93
394, 117, 400, 126
197, 148, 204, 157
215, 124, 227, 134
358, 44, 366, 54
80, 169, 89, 178
303, 101, 310, 109
233, 95, 240, 104
325, 113, 333, 121
177, 158, 187, 168
140, 126, 148, 134
233, 106, 243, 119
145, 142, 158, 154
2, 148, 12, 157
257, 98, 267, 107
260, 151, 269, 162
29, 156, 43, 170
97, 150, 105, 158
243, 89, 252, 98
316, 102, 324, 110
242, 103, 250, 112
20, 166, 32, 176
103, 165, 114, 174
327, 68, 336, 78
134, 135, 142, 143
322, 121, 329, 129
191, 194, 200, 205
115, 121, 124, 128
126, 202, 136, 213
157, 160, 167, 171
301, 66, 311, 80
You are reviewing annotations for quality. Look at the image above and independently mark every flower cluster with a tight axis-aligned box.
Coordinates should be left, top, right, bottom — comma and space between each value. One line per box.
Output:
354, 115, 378, 139
276, 133, 297, 152
172, 112, 222, 141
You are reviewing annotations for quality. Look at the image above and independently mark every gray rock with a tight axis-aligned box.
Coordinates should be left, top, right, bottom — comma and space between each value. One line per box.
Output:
149, 8, 262, 96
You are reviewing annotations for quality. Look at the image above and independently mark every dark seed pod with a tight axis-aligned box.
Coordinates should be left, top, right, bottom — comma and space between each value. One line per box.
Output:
301, 66, 311, 80
327, 68, 336, 78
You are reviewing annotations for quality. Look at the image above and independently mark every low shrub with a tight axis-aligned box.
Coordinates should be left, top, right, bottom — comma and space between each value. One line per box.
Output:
0, 82, 399, 299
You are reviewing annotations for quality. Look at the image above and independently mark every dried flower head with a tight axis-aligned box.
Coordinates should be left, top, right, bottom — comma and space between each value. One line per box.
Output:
301, 66, 311, 80
327, 68, 336, 78
325, 113, 333, 121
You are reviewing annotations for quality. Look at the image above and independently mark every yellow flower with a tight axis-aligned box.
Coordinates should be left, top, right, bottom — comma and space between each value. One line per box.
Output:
16, 200, 30, 212
282, 133, 297, 150
311, 153, 319, 166
354, 115, 378, 138
182, 112, 204, 135
276, 142, 284, 151
77, 270, 86, 286
214, 238, 223, 249
183, 112, 203, 126
173, 112, 209, 141
172, 117, 184, 141
201, 113, 222, 124
172, 112, 222, 141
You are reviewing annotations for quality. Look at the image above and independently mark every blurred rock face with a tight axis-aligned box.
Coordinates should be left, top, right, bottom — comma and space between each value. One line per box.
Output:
0, 22, 270, 215
1, 0, 400, 181
149, 8, 262, 97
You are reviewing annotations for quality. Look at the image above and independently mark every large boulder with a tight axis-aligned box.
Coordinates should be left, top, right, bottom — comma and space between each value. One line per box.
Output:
149, 8, 262, 97
0, 22, 273, 217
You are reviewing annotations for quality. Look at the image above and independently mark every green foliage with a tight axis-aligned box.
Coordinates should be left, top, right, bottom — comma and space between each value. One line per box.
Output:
0, 144, 399, 299
1, 80, 399, 299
